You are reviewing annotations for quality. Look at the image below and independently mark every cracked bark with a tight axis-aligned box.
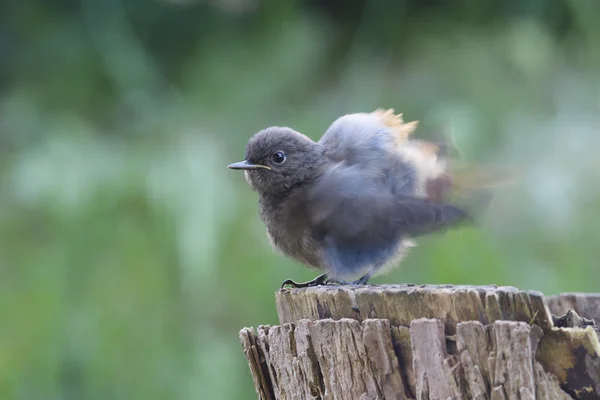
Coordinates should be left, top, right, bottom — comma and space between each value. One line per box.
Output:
240, 285, 600, 399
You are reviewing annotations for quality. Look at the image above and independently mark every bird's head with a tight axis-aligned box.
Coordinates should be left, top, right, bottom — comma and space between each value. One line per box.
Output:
228, 127, 323, 196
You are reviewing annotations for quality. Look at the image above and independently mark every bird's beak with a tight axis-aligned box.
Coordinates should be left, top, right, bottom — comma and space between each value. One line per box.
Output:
227, 160, 271, 171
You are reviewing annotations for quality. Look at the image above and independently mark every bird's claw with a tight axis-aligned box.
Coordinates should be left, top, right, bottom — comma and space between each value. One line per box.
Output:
281, 271, 373, 289
280, 273, 329, 289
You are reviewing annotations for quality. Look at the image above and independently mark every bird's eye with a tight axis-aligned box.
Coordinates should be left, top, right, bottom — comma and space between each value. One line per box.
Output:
272, 151, 286, 165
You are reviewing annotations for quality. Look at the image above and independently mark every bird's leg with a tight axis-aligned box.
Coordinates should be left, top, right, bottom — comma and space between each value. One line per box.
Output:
280, 273, 329, 289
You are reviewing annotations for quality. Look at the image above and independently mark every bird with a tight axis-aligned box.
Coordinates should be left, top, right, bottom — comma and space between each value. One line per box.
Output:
228, 109, 497, 288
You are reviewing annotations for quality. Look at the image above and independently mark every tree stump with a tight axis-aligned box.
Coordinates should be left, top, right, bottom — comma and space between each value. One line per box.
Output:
239, 284, 600, 400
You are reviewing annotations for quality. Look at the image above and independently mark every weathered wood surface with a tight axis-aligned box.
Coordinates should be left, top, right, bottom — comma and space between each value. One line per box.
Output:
240, 285, 600, 400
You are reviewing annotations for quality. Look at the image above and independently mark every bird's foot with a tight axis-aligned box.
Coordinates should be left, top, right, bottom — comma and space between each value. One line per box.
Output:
326, 272, 372, 286
280, 273, 328, 289
353, 272, 372, 285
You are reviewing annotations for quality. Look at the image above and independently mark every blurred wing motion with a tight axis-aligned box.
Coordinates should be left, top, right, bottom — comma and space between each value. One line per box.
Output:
372, 108, 520, 203
446, 163, 520, 191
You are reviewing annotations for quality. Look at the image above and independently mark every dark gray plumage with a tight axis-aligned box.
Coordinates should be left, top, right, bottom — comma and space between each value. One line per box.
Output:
228, 111, 472, 287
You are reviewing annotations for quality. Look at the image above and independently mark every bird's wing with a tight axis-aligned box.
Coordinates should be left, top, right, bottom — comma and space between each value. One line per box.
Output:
320, 109, 519, 205
307, 162, 470, 277
309, 164, 470, 239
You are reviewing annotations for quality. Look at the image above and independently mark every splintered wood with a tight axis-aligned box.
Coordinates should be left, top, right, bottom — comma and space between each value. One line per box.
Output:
547, 293, 600, 323
240, 285, 600, 400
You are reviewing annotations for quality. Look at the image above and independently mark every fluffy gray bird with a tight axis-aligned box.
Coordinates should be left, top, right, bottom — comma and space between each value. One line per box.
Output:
228, 109, 473, 288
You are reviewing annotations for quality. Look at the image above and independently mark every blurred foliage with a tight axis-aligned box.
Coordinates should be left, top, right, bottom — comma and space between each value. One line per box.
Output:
1, 0, 600, 398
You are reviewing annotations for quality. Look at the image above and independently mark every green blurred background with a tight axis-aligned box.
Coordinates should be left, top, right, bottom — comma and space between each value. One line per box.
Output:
2, 0, 600, 398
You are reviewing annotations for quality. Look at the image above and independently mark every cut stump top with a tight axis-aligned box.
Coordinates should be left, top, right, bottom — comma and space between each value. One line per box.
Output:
276, 284, 555, 334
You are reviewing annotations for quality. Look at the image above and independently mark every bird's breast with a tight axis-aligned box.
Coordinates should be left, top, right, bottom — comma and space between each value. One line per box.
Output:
258, 196, 323, 269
